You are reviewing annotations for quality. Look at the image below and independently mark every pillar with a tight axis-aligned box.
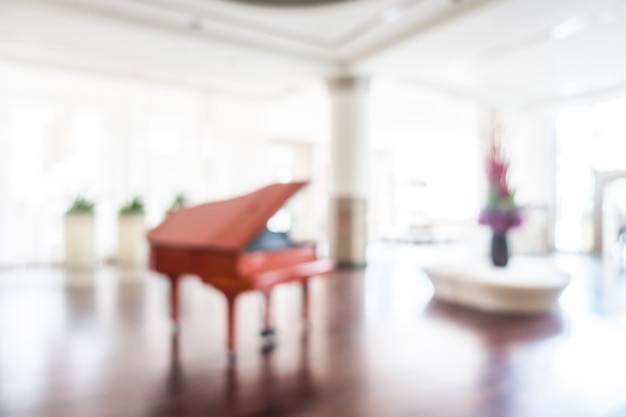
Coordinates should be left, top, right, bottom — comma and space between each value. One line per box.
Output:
327, 76, 369, 268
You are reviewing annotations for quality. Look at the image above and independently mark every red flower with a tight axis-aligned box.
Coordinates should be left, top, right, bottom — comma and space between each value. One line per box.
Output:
479, 120, 523, 232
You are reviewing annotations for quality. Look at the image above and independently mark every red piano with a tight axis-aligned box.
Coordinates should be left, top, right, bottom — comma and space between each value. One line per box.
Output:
147, 181, 334, 357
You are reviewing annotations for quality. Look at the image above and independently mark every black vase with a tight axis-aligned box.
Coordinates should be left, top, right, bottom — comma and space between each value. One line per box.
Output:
490, 233, 509, 267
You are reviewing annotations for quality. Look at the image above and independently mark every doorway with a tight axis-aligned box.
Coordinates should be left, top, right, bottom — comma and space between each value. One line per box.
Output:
555, 97, 626, 253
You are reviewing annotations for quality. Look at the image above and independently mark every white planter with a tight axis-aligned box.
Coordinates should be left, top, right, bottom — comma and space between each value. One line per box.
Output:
64, 213, 96, 270
117, 213, 147, 268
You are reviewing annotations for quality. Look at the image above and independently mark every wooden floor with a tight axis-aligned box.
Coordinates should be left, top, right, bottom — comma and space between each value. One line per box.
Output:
2, 243, 626, 417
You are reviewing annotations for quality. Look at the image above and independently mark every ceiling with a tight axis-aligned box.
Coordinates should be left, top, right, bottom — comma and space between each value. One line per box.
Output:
360, 0, 626, 107
0, 0, 625, 105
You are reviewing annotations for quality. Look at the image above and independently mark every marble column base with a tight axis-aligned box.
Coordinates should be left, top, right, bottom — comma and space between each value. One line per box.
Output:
330, 197, 367, 268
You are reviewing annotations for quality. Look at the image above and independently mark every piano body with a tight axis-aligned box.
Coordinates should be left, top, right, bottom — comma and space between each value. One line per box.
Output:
147, 181, 334, 356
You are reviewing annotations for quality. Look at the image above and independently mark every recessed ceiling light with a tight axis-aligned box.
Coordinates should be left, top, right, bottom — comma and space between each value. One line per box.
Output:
551, 17, 588, 40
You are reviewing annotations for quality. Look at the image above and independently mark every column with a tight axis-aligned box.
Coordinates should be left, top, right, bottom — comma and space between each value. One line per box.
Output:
327, 75, 369, 268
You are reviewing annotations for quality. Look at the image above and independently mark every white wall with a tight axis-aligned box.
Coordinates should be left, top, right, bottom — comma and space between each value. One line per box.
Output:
368, 78, 482, 240
494, 108, 556, 255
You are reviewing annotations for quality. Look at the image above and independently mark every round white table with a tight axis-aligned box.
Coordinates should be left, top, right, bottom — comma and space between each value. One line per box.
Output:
423, 258, 570, 315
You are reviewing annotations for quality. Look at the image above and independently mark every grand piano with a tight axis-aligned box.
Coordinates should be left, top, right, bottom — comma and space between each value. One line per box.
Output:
147, 181, 334, 357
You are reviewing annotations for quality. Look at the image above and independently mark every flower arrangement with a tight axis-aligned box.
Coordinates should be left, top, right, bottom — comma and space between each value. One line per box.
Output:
478, 128, 523, 235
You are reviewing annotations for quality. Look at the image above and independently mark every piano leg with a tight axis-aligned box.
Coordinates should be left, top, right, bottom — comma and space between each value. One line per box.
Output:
301, 279, 310, 325
226, 293, 239, 360
261, 290, 275, 337
260, 290, 276, 353
169, 275, 181, 325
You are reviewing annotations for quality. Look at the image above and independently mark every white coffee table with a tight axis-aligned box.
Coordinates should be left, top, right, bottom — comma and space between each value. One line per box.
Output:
423, 258, 570, 315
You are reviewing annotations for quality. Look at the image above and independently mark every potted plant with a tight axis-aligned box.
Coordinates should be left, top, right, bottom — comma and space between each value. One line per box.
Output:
166, 193, 188, 215
64, 195, 96, 270
118, 196, 147, 268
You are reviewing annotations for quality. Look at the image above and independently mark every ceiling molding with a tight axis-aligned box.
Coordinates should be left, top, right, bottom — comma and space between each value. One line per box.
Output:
350, 0, 494, 64
44, 0, 483, 64
36, 0, 339, 66
29, 0, 503, 76
122, 0, 426, 50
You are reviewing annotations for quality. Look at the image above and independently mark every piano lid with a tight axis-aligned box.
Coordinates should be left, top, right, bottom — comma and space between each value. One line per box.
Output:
147, 181, 308, 251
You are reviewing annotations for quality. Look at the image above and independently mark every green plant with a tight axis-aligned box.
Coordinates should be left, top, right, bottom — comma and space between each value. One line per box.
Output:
119, 196, 145, 215
167, 193, 188, 213
67, 195, 95, 214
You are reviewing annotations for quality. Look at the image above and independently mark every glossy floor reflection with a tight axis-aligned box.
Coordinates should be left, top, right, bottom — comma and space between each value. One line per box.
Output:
1, 243, 626, 417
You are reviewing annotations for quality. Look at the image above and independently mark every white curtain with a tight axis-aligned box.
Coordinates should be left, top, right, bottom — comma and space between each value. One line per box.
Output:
0, 61, 283, 266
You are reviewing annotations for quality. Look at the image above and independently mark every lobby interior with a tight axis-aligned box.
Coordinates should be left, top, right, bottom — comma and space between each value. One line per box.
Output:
2, 0, 626, 416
